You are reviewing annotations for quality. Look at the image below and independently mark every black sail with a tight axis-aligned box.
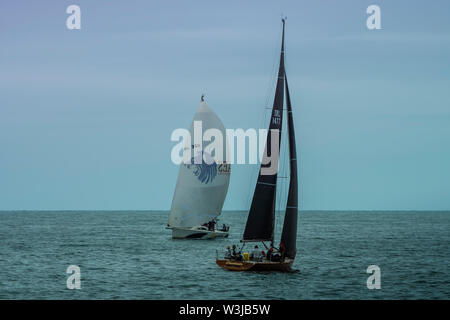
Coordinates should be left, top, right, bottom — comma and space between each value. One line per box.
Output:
243, 20, 286, 242
280, 74, 298, 259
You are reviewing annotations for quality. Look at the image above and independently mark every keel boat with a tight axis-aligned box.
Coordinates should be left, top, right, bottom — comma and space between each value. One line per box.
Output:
217, 19, 299, 270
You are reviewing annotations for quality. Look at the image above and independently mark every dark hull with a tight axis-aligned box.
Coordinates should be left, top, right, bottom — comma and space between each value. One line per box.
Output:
216, 259, 293, 272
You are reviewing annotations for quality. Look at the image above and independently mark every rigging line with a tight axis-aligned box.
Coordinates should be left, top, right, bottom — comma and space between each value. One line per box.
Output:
245, 22, 282, 211
271, 21, 285, 219
263, 21, 282, 109
262, 25, 282, 116
277, 20, 291, 240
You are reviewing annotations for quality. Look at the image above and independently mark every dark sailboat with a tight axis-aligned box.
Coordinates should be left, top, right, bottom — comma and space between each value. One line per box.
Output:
216, 18, 299, 271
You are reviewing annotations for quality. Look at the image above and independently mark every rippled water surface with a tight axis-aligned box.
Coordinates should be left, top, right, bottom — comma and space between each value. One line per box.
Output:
0, 211, 448, 299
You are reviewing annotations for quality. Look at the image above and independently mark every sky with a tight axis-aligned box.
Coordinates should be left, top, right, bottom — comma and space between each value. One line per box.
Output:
1, 0, 450, 211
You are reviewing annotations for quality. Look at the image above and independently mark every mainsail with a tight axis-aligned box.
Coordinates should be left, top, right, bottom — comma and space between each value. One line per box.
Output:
242, 19, 286, 242
280, 74, 298, 259
168, 101, 231, 228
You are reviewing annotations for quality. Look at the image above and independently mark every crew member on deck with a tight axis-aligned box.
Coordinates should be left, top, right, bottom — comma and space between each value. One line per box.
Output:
224, 246, 231, 259
207, 219, 215, 231
236, 251, 243, 261
251, 245, 260, 261
267, 245, 274, 261
280, 242, 286, 261
231, 245, 237, 258
261, 250, 266, 259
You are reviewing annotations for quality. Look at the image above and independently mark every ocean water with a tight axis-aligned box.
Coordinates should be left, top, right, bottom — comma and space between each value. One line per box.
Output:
0, 211, 448, 300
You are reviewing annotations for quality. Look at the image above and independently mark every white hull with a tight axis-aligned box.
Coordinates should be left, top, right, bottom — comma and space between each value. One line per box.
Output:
169, 226, 229, 239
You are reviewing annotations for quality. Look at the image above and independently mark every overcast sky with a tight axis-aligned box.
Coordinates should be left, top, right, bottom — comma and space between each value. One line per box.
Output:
1, 0, 450, 210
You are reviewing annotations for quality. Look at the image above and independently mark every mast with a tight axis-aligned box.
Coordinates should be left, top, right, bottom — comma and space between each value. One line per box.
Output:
280, 73, 298, 259
242, 19, 286, 242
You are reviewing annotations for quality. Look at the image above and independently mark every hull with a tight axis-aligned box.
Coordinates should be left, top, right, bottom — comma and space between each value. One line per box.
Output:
170, 227, 229, 239
216, 258, 293, 272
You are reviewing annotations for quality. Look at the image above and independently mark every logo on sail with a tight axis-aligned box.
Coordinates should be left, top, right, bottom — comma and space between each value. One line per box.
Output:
185, 152, 217, 184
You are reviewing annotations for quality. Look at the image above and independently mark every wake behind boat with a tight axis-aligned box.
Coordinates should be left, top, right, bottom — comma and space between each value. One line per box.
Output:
168, 97, 231, 239
217, 18, 299, 271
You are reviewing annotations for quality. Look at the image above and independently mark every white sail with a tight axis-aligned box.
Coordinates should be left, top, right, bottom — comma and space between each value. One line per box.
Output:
168, 101, 230, 228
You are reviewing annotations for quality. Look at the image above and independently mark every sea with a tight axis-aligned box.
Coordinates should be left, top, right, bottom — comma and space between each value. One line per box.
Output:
0, 211, 448, 300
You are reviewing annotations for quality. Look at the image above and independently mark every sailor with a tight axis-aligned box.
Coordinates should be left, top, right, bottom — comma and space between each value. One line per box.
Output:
251, 245, 260, 261
280, 242, 286, 261
270, 245, 281, 262
261, 250, 266, 259
231, 245, 237, 257
236, 251, 243, 261
224, 246, 232, 259
267, 245, 274, 261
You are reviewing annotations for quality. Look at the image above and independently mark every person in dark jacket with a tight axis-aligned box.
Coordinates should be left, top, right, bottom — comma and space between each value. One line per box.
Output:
224, 246, 232, 259
231, 245, 237, 258
267, 245, 274, 261
280, 242, 286, 261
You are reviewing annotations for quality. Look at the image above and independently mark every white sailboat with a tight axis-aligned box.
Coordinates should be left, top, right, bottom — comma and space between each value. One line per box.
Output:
167, 97, 231, 239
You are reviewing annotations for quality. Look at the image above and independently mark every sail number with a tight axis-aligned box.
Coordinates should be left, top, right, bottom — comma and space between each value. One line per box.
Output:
218, 163, 231, 174
271, 109, 281, 125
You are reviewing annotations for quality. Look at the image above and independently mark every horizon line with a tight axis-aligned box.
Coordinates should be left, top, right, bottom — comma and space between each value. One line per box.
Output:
0, 209, 449, 213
